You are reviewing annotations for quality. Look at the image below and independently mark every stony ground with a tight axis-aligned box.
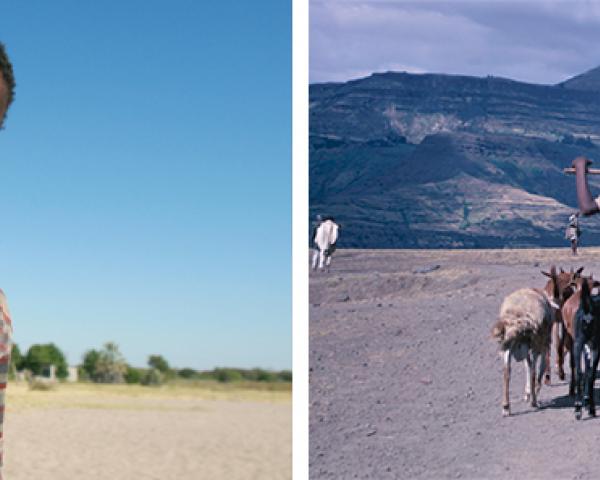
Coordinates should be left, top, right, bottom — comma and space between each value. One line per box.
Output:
309, 248, 600, 480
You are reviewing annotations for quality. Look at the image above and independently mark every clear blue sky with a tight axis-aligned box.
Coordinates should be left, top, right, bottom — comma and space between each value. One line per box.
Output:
1, 1, 291, 370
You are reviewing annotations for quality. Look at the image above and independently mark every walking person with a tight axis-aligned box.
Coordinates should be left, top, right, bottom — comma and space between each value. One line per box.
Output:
565, 212, 581, 255
0, 42, 15, 479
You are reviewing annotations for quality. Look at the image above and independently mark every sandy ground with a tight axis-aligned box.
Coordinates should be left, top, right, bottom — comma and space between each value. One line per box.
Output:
310, 247, 600, 480
3, 382, 291, 480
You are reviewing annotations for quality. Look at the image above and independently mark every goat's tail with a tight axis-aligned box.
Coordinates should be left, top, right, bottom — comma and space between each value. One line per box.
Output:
492, 313, 535, 349
491, 319, 505, 342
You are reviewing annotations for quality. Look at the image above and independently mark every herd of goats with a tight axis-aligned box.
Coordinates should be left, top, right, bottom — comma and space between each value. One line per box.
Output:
311, 219, 600, 420
492, 266, 600, 420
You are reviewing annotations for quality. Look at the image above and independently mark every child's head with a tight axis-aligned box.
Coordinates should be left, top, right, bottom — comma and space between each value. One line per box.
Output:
0, 42, 15, 129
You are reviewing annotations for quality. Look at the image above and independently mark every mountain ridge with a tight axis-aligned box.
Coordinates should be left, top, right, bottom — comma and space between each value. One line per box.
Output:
310, 67, 600, 248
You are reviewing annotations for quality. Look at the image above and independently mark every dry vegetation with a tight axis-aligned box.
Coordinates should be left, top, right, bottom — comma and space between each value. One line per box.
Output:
5, 380, 291, 480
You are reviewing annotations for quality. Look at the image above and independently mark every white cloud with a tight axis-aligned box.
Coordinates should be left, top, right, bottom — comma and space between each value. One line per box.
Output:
310, 0, 600, 84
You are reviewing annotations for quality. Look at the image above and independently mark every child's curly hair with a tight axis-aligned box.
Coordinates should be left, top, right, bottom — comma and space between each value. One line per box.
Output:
0, 42, 15, 117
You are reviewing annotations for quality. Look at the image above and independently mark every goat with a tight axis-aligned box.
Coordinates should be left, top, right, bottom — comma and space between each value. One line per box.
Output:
312, 218, 339, 271
557, 274, 600, 396
543, 266, 584, 384
492, 268, 559, 416
561, 277, 600, 419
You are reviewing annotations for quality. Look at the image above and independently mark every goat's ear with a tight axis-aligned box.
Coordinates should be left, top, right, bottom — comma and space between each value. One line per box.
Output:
576, 267, 585, 276
542, 270, 551, 278
560, 267, 566, 273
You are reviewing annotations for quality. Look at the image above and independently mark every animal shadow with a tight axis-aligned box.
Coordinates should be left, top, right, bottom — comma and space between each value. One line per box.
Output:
541, 389, 600, 414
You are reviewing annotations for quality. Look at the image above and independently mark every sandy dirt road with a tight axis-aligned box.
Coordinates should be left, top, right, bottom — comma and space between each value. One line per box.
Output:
310, 248, 600, 480
4, 383, 291, 480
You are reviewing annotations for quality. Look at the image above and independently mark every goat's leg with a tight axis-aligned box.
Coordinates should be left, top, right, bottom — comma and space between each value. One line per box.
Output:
588, 346, 600, 417
574, 340, 584, 420
524, 351, 533, 402
545, 319, 558, 385
584, 345, 592, 407
528, 352, 539, 408
318, 250, 326, 269
536, 349, 547, 401
311, 249, 319, 270
567, 336, 575, 396
502, 349, 511, 416
544, 346, 551, 385
325, 254, 332, 273
557, 320, 566, 381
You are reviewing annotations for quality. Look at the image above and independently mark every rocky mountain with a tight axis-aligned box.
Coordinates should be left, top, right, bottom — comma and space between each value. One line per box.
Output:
310, 69, 600, 248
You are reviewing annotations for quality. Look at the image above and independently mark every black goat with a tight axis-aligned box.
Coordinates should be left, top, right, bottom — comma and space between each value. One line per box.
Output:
573, 280, 600, 420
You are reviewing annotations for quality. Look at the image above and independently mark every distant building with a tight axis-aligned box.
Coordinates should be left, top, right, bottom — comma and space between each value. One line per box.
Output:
67, 366, 78, 382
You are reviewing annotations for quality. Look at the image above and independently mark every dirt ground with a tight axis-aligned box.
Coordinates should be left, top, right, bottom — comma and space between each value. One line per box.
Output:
310, 248, 600, 480
3, 382, 291, 480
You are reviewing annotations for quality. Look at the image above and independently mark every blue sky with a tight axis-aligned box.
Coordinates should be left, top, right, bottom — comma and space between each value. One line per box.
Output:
1, 1, 291, 370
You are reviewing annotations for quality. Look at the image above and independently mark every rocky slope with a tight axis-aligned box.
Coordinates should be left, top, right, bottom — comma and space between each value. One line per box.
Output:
310, 69, 600, 248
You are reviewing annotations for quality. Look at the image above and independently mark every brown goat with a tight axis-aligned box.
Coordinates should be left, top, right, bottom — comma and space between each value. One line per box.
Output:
559, 274, 600, 396
543, 266, 584, 384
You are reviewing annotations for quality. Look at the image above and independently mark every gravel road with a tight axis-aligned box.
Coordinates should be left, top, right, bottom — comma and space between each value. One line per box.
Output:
310, 248, 600, 480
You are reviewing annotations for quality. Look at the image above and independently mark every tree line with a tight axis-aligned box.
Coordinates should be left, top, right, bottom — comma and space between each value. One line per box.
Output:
10, 341, 292, 385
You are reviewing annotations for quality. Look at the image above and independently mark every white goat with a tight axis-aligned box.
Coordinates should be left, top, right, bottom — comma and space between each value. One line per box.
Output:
492, 279, 558, 416
312, 219, 339, 270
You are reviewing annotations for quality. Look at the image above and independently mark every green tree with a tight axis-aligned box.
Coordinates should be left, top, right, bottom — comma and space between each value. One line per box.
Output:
10, 343, 23, 371
23, 343, 68, 379
147, 355, 170, 374
141, 368, 165, 386
94, 342, 127, 384
81, 349, 100, 381
124, 366, 142, 384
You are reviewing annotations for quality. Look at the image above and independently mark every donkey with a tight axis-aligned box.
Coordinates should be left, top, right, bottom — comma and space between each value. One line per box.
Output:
566, 279, 600, 419
311, 218, 339, 271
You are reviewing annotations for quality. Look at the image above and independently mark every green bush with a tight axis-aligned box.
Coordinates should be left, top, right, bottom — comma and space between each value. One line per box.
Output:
125, 366, 143, 384
214, 368, 243, 383
177, 368, 197, 379
141, 368, 165, 386
256, 369, 277, 382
